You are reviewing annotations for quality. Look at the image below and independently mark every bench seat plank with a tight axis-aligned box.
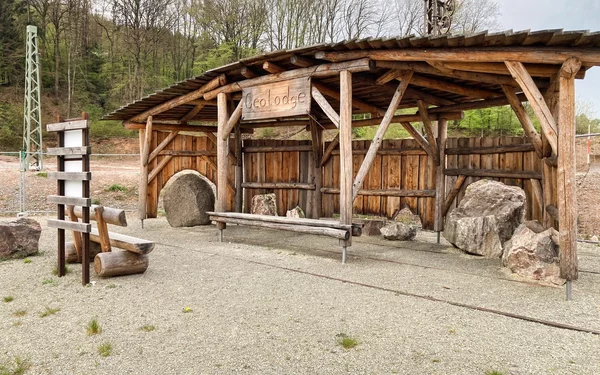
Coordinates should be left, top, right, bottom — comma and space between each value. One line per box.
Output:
90, 228, 154, 255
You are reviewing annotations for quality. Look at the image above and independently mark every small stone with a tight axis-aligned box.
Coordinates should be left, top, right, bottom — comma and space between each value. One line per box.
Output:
591, 235, 599, 242
393, 207, 422, 227
360, 220, 386, 236
0, 218, 42, 259
286, 206, 305, 218
251, 194, 278, 216
380, 222, 417, 241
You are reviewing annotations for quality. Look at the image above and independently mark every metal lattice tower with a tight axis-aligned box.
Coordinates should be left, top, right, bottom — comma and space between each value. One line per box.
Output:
424, 0, 456, 36
23, 25, 43, 171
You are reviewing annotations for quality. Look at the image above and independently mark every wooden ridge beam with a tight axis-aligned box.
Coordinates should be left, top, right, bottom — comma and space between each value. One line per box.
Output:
311, 86, 340, 128
377, 60, 520, 87
131, 74, 226, 122
410, 74, 501, 99
352, 74, 455, 106
314, 48, 600, 65
427, 94, 526, 114
204, 58, 374, 100
505, 61, 558, 155
352, 71, 413, 200
501, 85, 543, 159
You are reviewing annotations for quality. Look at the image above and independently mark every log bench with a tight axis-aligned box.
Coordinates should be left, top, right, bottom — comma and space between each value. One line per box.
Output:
65, 205, 154, 277
207, 212, 363, 261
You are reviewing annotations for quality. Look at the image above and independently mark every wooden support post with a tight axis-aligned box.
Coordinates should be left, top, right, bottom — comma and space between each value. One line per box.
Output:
557, 58, 581, 283
310, 120, 322, 219
434, 119, 447, 232
339, 70, 353, 255
399, 122, 435, 160
138, 116, 152, 223
542, 162, 554, 228
94, 206, 111, 252
321, 133, 339, 167
352, 71, 413, 200
216, 93, 230, 230
234, 124, 243, 213
311, 86, 340, 127
444, 175, 467, 216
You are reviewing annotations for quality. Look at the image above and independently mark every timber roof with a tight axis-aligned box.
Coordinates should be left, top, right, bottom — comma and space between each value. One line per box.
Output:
105, 29, 600, 123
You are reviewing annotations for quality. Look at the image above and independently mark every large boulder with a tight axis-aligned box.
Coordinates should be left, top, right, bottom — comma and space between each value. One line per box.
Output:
380, 222, 417, 241
0, 217, 42, 259
443, 180, 525, 258
502, 221, 564, 285
163, 173, 215, 227
251, 193, 278, 216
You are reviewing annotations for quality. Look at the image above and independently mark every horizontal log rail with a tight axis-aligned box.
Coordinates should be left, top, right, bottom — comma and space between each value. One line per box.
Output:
444, 168, 542, 180
242, 182, 316, 190
158, 150, 217, 156
321, 188, 435, 197
242, 145, 314, 153
445, 143, 535, 155
331, 147, 426, 156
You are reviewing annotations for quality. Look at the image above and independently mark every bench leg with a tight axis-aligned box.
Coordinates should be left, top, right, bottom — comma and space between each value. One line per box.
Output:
342, 246, 347, 264
218, 229, 223, 243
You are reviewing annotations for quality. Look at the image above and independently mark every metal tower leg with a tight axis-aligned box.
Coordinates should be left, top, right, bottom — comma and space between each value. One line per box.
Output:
23, 25, 43, 171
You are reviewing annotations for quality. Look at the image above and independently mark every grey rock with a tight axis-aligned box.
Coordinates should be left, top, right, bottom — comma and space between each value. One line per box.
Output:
163, 173, 215, 227
286, 206, 305, 218
443, 179, 526, 258
359, 220, 386, 236
502, 223, 564, 285
251, 194, 278, 216
380, 222, 417, 241
0, 217, 42, 259
393, 207, 422, 227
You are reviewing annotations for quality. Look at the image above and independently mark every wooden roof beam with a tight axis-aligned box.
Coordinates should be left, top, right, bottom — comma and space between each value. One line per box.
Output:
179, 104, 206, 122
427, 93, 527, 113
416, 100, 439, 164
409, 74, 501, 99
311, 86, 340, 128
262, 61, 286, 74
375, 69, 404, 85
440, 61, 585, 79
314, 47, 600, 66
124, 121, 252, 134
203, 58, 374, 100
501, 85, 544, 159
240, 67, 257, 79
130, 74, 226, 122
290, 55, 316, 67
376, 61, 519, 87
312, 81, 385, 117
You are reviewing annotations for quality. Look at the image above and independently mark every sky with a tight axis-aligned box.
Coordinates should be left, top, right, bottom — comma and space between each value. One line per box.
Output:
495, 0, 600, 116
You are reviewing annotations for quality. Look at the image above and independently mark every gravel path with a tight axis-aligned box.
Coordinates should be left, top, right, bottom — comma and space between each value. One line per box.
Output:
1, 215, 599, 374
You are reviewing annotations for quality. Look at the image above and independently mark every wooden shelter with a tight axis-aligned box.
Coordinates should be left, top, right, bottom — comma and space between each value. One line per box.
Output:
106, 30, 600, 287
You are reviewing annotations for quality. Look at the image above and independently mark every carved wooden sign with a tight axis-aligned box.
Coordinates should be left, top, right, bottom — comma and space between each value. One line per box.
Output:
242, 78, 311, 121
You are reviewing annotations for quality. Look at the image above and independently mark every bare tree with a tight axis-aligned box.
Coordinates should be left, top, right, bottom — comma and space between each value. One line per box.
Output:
452, 0, 501, 34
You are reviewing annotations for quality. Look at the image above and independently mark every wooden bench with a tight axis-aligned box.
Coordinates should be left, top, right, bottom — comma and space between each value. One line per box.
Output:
65, 205, 154, 277
207, 211, 362, 241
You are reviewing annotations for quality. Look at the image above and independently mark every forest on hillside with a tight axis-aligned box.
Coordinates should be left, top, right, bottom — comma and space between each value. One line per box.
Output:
0, 0, 598, 150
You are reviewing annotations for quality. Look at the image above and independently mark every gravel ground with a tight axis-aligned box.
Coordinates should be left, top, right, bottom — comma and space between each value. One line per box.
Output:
1, 215, 599, 375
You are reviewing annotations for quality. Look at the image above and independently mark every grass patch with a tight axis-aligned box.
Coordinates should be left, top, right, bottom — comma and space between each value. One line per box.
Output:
51, 265, 70, 276
140, 324, 155, 332
106, 184, 127, 192
3, 296, 14, 303
98, 343, 112, 357
12, 310, 27, 317
336, 333, 358, 349
35, 171, 48, 178
41, 279, 55, 285
0, 356, 31, 375
87, 319, 102, 336
182, 307, 192, 313
92, 199, 101, 205
23, 258, 31, 264
485, 371, 506, 375
105, 283, 117, 289
39, 307, 60, 318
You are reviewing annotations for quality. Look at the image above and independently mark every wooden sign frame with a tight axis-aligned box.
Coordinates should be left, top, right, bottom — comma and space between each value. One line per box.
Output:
241, 78, 311, 121
46, 113, 92, 286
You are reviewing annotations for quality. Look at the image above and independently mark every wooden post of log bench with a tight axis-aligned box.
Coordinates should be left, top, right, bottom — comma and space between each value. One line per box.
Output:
138, 116, 153, 227
216, 93, 230, 241
339, 70, 353, 262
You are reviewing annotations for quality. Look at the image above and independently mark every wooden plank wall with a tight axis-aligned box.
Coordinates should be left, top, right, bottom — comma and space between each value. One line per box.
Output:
147, 134, 543, 229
